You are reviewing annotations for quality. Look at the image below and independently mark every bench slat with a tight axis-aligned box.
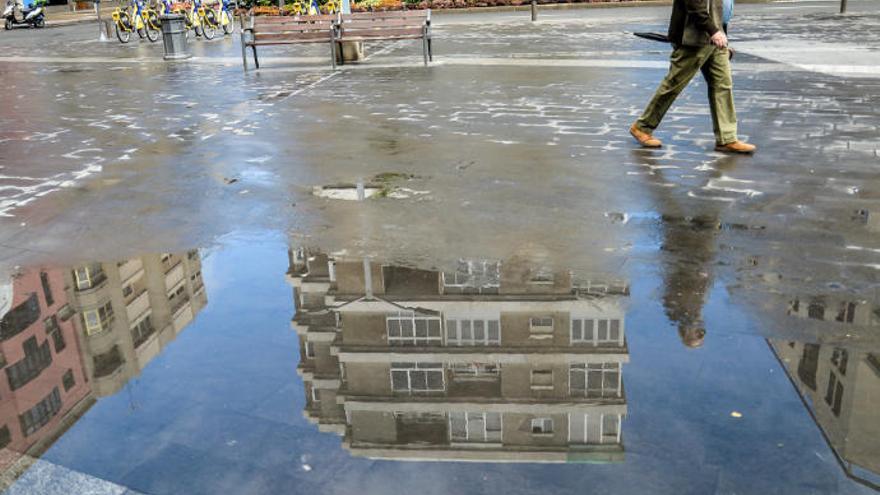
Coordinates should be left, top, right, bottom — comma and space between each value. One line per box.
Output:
341, 10, 428, 19
250, 39, 332, 45
255, 31, 333, 41
336, 34, 424, 42
256, 23, 334, 33
255, 14, 337, 22
338, 19, 425, 28
255, 19, 335, 27
338, 27, 424, 38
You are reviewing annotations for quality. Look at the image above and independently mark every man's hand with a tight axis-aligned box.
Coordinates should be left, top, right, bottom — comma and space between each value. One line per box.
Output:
710, 30, 728, 48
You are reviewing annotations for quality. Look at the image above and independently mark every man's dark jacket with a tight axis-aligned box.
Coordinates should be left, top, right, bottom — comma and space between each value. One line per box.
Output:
668, 0, 724, 47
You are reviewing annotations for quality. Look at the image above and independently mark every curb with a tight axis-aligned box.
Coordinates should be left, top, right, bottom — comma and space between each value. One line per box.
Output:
45, 17, 102, 28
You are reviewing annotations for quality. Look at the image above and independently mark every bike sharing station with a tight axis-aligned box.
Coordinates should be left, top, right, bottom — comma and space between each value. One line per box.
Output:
104, 0, 235, 43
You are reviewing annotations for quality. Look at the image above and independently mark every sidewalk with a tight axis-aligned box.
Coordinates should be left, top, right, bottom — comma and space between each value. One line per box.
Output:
44, 4, 116, 27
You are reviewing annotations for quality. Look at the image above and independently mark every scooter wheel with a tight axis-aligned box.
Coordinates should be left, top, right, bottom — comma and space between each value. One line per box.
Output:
5, 18, 13, 30
34, 17, 44, 28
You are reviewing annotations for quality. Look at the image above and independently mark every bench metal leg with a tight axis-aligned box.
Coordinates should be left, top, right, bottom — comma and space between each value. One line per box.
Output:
239, 14, 248, 71
422, 34, 428, 66
241, 39, 248, 70
252, 45, 260, 69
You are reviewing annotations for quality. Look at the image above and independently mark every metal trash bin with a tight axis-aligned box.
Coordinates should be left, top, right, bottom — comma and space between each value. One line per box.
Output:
160, 14, 191, 61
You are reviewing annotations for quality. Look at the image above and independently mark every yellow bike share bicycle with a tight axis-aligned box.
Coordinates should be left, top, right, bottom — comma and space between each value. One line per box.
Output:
111, 0, 160, 43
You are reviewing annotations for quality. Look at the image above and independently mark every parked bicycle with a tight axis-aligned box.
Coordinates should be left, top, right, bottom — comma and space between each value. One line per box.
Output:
174, 0, 218, 39
214, 0, 235, 35
111, 0, 160, 43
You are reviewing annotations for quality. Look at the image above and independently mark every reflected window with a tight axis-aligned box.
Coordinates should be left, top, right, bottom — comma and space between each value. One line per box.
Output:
824, 371, 844, 417
528, 269, 555, 285
530, 417, 553, 434
797, 344, 820, 391
387, 312, 442, 346
5, 337, 53, 391
568, 413, 589, 444
836, 302, 857, 323
529, 317, 554, 335
450, 363, 499, 380
40, 272, 54, 307
304, 341, 316, 359
19, 387, 61, 437
867, 354, 880, 377
74, 265, 104, 291
131, 316, 156, 348
831, 348, 848, 376
83, 301, 114, 336
442, 260, 501, 294
530, 369, 553, 390
601, 414, 621, 444
570, 363, 621, 398
44, 316, 65, 353
0, 425, 10, 450
449, 412, 502, 443
446, 318, 500, 346
0, 293, 41, 341
62, 369, 75, 391
571, 318, 622, 346
390, 363, 445, 394
808, 302, 825, 320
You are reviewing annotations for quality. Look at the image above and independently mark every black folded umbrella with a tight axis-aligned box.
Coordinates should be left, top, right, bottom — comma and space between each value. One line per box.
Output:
634, 32, 670, 43
632, 32, 734, 59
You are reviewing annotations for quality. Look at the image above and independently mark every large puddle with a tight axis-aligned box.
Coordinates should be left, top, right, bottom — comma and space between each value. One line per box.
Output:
0, 230, 876, 494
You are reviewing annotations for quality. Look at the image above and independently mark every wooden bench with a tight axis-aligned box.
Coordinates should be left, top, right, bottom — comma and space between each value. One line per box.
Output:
335, 10, 432, 66
240, 13, 338, 70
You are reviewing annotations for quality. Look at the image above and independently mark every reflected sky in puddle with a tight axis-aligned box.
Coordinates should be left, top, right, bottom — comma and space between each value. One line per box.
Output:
0, 230, 876, 494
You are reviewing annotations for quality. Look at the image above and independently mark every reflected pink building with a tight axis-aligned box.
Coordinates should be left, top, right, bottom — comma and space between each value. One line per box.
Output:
0, 268, 92, 476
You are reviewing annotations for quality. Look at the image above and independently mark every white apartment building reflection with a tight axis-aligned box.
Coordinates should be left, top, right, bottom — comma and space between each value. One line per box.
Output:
67, 251, 207, 396
289, 248, 630, 463
770, 295, 880, 490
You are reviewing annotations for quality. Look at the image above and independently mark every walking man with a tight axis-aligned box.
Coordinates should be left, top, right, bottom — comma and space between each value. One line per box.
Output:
629, 0, 756, 154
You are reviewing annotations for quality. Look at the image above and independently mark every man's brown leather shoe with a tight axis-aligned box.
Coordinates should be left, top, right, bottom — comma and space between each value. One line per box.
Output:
715, 140, 756, 154
630, 124, 662, 148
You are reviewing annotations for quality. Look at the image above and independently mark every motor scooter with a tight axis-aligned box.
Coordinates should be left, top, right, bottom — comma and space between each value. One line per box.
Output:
3, 0, 46, 30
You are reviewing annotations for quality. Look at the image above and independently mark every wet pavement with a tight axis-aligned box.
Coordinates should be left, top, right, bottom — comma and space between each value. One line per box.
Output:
0, 0, 879, 493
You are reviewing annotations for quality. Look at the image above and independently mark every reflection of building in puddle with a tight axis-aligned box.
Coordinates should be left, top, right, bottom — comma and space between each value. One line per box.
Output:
69, 251, 206, 396
289, 248, 630, 463
0, 251, 206, 487
786, 296, 880, 328
769, 300, 880, 490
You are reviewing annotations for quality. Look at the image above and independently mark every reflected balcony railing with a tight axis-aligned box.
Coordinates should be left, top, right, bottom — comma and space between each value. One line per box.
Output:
170, 295, 191, 317
93, 346, 124, 379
